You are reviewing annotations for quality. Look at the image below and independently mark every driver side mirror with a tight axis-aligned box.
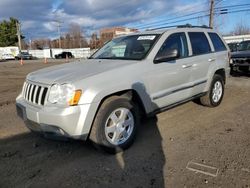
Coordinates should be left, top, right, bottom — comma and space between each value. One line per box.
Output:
154, 48, 179, 63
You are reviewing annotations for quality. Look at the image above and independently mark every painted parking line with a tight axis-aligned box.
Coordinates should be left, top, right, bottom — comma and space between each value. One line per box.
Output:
186, 161, 219, 177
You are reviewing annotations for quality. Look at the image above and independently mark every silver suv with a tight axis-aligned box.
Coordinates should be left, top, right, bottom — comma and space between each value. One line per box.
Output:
16, 26, 230, 153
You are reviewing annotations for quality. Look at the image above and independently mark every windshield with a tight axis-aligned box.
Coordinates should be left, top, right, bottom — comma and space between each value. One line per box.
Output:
238, 41, 250, 51
91, 34, 160, 60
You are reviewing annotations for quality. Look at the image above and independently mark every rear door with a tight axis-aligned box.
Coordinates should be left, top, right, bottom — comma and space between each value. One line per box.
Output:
186, 32, 214, 96
208, 32, 228, 70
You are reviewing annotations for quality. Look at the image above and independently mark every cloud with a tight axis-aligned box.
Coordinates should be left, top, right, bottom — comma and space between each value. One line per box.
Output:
0, 0, 193, 39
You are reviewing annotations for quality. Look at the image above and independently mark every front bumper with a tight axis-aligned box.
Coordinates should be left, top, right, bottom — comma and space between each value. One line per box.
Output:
230, 58, 250, 72
16, 96, 97, 140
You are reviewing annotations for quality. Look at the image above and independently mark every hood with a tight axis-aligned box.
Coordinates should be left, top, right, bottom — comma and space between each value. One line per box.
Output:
231, 50, 250, 59
27, 59, 136, 85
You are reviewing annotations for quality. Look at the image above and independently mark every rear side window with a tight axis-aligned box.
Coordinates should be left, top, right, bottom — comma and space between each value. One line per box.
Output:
188, 32, 211, 55
208, 32, 227, 51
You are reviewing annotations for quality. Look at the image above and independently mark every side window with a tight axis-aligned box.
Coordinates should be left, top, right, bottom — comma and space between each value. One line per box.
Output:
156, 32, 188, 59
208, 32, 227, 51
188, 32, 211, 55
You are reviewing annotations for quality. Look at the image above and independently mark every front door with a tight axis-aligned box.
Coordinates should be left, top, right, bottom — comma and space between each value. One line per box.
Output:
145, 32, 193, 109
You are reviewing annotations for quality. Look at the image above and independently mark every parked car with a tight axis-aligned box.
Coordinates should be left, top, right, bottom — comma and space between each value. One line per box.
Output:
2, 53, 15, 60
55, 52, 74, 59
227, 42, 239, 52
230, 40, 250, 74
15, 52, 33, 60
16, 25, 230, 153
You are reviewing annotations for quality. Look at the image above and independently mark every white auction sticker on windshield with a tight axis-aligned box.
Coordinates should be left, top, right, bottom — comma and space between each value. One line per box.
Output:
137, 35, 156, 40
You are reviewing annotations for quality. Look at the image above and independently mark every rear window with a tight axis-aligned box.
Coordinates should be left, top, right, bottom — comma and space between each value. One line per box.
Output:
208, 32, 227, 51
188, 32, 211, 55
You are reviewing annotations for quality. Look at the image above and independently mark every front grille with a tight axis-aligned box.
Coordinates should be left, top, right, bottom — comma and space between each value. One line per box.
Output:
22, 82, 48, 105
233, 58, 250, 65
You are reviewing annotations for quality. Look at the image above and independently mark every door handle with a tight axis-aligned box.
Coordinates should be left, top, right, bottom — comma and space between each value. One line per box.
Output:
182, 64, 193, 68
208, 58, 215, 62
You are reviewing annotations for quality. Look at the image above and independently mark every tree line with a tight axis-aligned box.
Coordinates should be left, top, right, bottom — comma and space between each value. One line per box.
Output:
0, 17, 250, 49
31, 23, 88, 49
0, 17, 24, 47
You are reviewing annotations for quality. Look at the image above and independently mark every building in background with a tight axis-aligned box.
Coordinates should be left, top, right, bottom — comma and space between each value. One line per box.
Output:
223, 34, 250, 43
100, 27, 138, 44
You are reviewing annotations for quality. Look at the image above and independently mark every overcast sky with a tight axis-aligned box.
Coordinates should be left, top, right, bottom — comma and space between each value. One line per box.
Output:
0, 0, 249, 40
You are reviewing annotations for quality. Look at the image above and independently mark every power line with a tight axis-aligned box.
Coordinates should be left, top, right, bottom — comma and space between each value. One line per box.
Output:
214, 3, 250, 10
136, 8, 250, 31
135, 4, 250, 30
218, 8, 250, 15
135, 10, 209, 29
131, 2, 250, 29
139, 14, 210, 30
130, 0, 209, 27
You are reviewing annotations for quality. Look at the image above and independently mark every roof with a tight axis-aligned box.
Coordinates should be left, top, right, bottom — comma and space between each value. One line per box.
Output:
128, 25, 214, 36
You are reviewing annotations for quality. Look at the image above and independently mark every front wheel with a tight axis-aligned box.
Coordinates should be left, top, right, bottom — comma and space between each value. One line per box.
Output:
89, 96, 140, 154
200, 74, 225, 107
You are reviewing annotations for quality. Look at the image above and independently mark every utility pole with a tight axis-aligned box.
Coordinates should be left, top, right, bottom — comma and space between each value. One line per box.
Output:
53, 19, 63, 48
29, 39, 32, 50
16, 22, 22, 51
56, 21, 62, 48
209, 0, 215, 28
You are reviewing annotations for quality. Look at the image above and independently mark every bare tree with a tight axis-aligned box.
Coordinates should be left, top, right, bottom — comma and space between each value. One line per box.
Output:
68, 23, 88, 48
89, 32, 102, 49
231, 21, 250, 35
30, 23, 89, 49
31, 38, 51, 49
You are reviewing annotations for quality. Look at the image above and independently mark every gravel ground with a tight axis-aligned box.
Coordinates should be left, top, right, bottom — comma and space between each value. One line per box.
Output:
0, 60, 249, 188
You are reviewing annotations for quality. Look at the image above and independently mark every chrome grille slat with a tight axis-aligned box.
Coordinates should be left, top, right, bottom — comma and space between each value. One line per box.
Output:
41, 88, 48, 105
35, 86, 41, 104
22, 82, 48, 106
24, 83, 28, 99
22, 82, 27, 96
31, 85, 36, 102
25, 84, 31, 100
28, 85, 34, 101
24, 82, 28, 97
38, 87, 44, 105
33, 86, 39, 103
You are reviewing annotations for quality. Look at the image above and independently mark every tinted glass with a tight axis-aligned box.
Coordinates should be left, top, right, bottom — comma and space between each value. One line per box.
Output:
188, 32, 211, 55
238, 41, 250, 51
208, 32, 227, 51
91, 34, 160, 60
156, 32, 188, 59
228, 43, 239, 52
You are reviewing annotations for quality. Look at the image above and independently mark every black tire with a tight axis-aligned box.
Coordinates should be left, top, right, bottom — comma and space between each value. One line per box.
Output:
89, 96, 140, 154
200, 74, 224, 107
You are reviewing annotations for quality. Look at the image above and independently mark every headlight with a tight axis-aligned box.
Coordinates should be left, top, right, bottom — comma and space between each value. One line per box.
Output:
48, 84, 82, 106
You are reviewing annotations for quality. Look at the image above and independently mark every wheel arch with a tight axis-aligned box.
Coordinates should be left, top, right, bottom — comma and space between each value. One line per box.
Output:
85, 88, 149, 140
214, 68, 226, 84
95, 89, 148, 117
205, 68, 226, 92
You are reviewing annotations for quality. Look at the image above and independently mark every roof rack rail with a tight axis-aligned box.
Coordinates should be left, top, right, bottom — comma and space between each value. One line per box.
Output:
147, 25, 179, 31
147, 24, 212, 31
177, 24, 211, 29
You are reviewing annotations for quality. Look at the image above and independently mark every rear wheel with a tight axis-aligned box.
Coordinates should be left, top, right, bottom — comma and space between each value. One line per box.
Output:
200, 74, 224, 107
89, 96, 140, 154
